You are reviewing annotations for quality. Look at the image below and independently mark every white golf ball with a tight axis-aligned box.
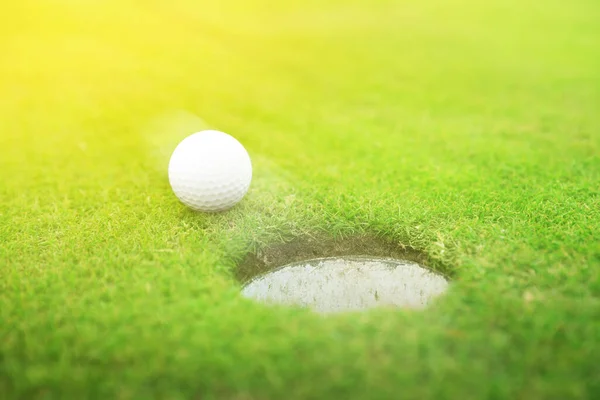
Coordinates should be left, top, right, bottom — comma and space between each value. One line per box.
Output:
168, 130, 252, 212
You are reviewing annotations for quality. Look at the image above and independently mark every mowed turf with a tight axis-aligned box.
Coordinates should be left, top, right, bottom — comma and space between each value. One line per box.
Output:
1, 0, 599, 398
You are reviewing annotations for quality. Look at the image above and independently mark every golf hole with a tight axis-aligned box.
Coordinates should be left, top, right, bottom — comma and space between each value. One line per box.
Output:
238, 236, 449, 314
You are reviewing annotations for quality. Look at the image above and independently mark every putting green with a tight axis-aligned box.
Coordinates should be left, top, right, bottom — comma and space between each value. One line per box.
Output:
1, 0, 599, 398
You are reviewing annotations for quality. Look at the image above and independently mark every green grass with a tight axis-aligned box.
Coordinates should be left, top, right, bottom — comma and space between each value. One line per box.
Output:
1, 0, 599, 398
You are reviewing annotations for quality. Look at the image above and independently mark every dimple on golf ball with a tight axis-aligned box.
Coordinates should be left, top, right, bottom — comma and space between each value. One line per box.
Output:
168, 130, 252, 212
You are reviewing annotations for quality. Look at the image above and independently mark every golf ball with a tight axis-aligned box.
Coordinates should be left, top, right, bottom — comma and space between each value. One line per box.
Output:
168, 130, 252, 212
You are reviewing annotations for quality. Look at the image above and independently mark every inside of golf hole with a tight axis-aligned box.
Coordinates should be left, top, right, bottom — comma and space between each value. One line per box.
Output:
237, 236, 451, 314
